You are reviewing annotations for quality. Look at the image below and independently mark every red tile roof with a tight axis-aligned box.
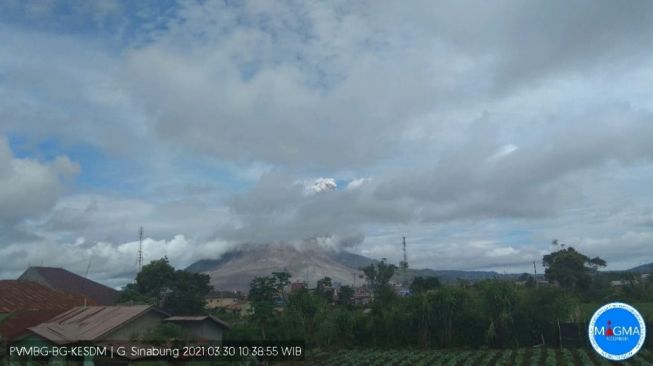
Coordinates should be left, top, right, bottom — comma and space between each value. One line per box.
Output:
0, 280, 96, 313
18, 267, 119, 305
0, 309, 65, 339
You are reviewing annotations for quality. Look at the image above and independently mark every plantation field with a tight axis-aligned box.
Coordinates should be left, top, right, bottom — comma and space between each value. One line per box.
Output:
295, 348, 653, 366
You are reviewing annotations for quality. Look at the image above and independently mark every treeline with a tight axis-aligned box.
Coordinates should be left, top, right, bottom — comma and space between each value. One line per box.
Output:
226, 276, 576, 349
119, 248, 653, 350
223, 247, 653, 350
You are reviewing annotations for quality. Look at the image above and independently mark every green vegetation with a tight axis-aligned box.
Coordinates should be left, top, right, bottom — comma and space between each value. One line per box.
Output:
115, 247, 653, 365
119, 257, 211, 315
542, 243, 606, 293
249, 271, 292, 340
409, 276, 441, 294
223, 246, 652, 353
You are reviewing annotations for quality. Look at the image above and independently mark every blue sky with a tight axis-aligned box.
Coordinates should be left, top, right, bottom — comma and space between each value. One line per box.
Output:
1, 0, 653, 287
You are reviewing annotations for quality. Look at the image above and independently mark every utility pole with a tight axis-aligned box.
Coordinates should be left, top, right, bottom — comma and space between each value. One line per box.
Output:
138, 226, 144, 270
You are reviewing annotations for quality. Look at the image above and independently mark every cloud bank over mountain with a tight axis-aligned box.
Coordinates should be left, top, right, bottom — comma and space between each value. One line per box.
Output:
1, 0, 653, 284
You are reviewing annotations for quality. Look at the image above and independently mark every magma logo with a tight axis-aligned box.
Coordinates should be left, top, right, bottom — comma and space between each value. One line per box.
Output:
588, 302, 646, 361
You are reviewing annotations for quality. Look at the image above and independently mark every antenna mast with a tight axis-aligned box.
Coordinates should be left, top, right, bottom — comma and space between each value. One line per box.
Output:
138, 226, 144, 270
400, 236, 408, 285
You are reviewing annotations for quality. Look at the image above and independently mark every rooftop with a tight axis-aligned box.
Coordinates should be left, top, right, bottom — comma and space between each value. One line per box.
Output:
28, 305, 165, 344
18, 267, 120, 305
165, 315, 230, 329
0, 309, 66, 340
0, 280, 96, 313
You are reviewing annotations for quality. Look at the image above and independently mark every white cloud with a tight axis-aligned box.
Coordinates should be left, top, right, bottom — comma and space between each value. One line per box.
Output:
488, 144, 518, 161
305, 177, 337, 195
0, 137, 78, 225
2, 1, 653, 276
347, 178, 369, 189
0, 234, 233, 288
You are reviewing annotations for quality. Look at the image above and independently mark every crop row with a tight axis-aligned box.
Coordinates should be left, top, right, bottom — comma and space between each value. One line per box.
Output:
306, 347, 653, 366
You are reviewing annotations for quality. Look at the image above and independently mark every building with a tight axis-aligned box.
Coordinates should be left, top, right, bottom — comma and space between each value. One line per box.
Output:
204, 290, 252, 317
165, 315, 230, 342
290, 281, 307, 293
0, 280, 98, 340
27, 305, 168, 344
353, 286, 373, 306
0, 280, 95, 313
13, 305, 229, 365
18, 266, 120, 305
26, 305, 229, 345
205, 290, 243, 309
610, 273, 650, 288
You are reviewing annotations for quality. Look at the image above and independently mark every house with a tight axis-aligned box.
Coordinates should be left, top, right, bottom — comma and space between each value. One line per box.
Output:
214, 301, 252, 318
205, 290, 243, 309
164, 315, 229, 342
18, 266, 120, 305
353, 286, 373, 306
16, 305, 229, 365
0, 280, 95, 313
0, 280, 98, 340
27, 305, 168, 344
610, 273, 650, 288
290, 281, 307, 293
5, 306, 170, 365
26, 305, 229, 345
204, 291, 252, 317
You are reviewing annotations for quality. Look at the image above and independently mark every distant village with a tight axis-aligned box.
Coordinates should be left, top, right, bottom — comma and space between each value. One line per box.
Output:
0, 265, 386, 345
2, 262, 651, 365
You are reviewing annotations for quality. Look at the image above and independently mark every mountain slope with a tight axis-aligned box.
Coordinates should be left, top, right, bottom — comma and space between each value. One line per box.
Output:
186, 244, 508, 291
627, 262, 653, 273
187, 244, 364, 291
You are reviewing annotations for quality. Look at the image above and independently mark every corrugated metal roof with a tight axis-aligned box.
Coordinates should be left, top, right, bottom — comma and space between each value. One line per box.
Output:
0, 280, 96, 312
165, 315, 230, 329
18, 267, 119, 305
28, 305, 162, 344
165, 316, 206, 321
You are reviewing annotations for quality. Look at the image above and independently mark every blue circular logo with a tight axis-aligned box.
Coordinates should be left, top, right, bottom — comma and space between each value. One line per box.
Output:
588, 302, 646, 361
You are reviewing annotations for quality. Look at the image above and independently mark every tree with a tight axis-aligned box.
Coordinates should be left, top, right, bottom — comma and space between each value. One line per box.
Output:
119, 257, 211, 315
122, 258, 176, 306
542, 246, 606, 292
337, 286, 355, 307
271, 271, 292, 303
588, 256, 607, 270
316, 276, 334, 302
286, 288, 326, 346
248, 271, 291, 340
410, 276, 441, 294
164, 270, 212, 315
479, 281, 518, 347
361, 259, 397, 304
361, 259, 398, 346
